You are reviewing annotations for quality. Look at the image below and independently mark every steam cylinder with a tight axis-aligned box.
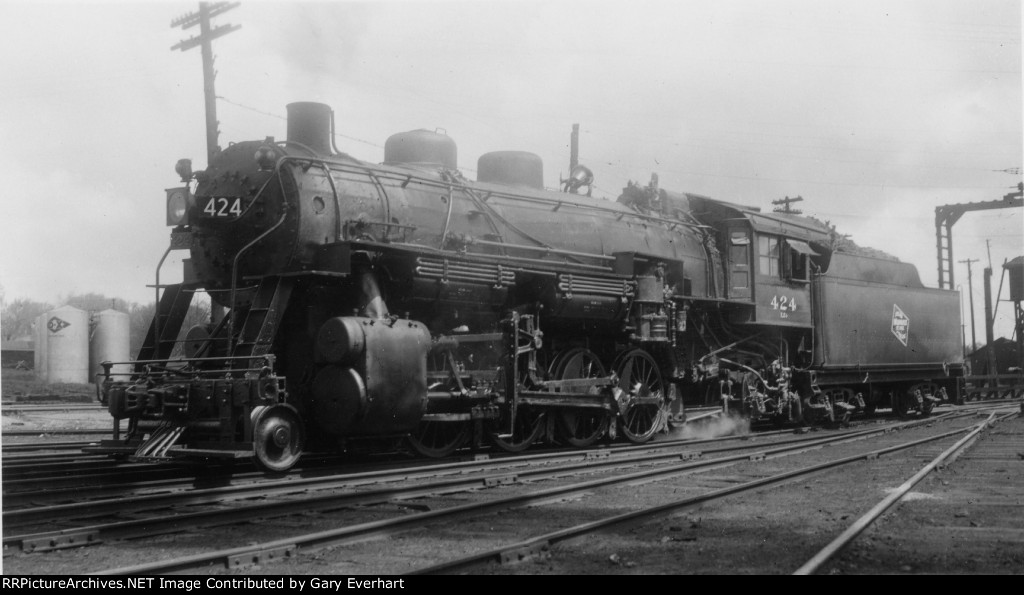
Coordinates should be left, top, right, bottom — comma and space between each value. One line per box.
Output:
43, 305, 89, 384
90, 309, 131, 382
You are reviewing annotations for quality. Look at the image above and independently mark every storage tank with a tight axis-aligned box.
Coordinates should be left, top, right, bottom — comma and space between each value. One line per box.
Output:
90, 309, 130, 383
44, 305, 89, 384
1005, 256, 1024, 303
34, 312, 47, 381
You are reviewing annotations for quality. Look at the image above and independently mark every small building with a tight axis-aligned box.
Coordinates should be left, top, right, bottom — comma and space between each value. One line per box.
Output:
1, 336, 34, 369
967, 337, 1021, 375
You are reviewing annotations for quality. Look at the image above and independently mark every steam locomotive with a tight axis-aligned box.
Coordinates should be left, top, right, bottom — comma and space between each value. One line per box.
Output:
92, 102, 964, 471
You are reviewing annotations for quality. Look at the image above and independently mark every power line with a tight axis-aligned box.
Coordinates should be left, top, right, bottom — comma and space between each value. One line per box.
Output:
216, 96, 384, 149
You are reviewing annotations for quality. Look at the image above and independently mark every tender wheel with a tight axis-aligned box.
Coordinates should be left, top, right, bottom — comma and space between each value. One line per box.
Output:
893, 392, 912, 419
614, 348, 666, 444
910, 382, 940, 417
552, 348, 610, 448
407, 418, 470, 458
251, 404, 304, 472
488, 406, 545, 453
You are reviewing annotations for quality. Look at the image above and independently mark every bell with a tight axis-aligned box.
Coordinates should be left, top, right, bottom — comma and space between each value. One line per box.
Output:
569, 165, 594, 186
563, 164, 594, 194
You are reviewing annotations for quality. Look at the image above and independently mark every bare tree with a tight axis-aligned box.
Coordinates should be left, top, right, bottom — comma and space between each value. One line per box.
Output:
1, 298, 54, 342
63, 293, 132, 313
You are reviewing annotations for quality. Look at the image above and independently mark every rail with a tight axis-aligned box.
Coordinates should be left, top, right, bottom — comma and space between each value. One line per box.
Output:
82, 414, 966, 573
794, 409, 1018, 574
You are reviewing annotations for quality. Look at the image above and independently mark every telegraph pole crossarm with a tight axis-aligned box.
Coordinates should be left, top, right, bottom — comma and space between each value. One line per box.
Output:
772, 195, 803, 214
171, 23, 241, 52
171, 1, 239, 29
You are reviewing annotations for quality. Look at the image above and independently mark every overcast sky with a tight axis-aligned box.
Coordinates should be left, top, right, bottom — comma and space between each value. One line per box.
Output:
0, 0, 1021, 340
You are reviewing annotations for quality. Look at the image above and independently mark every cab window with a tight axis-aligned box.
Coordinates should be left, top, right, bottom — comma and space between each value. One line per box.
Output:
785, 239, 812, 283
789, 246, 808, 281
758, 235, 780, 277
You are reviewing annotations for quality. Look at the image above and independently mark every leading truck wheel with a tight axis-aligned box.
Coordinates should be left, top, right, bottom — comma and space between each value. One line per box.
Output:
251, 404, 305, 472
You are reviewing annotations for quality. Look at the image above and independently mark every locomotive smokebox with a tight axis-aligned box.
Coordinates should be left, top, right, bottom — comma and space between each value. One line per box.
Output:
286, 102, 333, 155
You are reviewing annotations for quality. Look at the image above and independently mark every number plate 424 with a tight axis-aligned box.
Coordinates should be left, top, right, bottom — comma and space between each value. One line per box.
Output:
203, 197, 243, 217
770, 294, 797, 319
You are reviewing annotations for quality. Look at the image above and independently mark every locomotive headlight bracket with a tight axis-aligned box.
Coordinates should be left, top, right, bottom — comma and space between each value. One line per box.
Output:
166, 186, 193, 226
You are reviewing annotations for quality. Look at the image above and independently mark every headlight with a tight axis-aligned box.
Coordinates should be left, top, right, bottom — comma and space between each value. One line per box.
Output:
166, 187, 191, 226
255, 145, 278, 170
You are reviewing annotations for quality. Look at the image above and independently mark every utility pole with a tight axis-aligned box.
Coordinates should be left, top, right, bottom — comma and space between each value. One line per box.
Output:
772, 195, 803, 214
957, 285, 966, 357
171, 2, 241, 165
981, 239, 999, 378
569, 123, 579, 172
983, 264, 998, 377
960, 258, 979, 356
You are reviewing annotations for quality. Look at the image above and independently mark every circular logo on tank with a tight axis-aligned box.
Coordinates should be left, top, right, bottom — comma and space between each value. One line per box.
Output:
47, 317, 71, 334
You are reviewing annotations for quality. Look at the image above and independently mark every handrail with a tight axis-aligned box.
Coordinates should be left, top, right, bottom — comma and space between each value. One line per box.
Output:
151, 244, 175, 356
227, 210, 289, 356
253, 153, 710, 231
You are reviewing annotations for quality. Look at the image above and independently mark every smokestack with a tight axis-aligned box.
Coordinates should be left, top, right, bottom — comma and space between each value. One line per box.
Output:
286, 102, 333, 155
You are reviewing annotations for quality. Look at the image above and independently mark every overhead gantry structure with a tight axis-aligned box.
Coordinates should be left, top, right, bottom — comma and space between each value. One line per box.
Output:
935, 182, 1023, 290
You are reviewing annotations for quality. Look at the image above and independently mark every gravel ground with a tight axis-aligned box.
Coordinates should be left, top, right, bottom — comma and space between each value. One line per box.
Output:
3, 406, 1020, 575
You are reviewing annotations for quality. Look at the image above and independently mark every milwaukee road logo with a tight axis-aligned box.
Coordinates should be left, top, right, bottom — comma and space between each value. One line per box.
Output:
891, 304, 909, 347
47, 317, 71, 334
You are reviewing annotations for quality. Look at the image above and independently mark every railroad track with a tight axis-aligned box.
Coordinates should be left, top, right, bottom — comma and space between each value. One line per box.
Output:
1, 404, 107, 413
2, 408, 1000, 574
1, 420, 845, 521
813, 403, 1024, 575
2, 440, 99, 454
0, 401, 851, 489
0, 408, 910, 507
